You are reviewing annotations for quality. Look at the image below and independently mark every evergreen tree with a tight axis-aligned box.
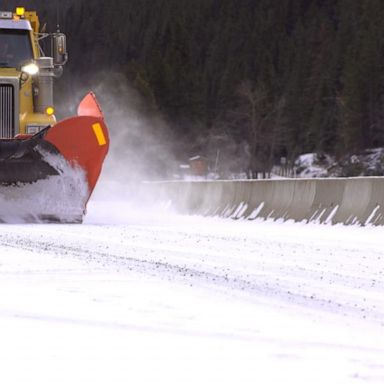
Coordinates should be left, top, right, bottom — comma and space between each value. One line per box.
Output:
5, 0, 384, 173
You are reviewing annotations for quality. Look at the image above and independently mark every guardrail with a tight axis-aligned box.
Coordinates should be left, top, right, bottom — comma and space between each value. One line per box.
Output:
143, 178, 384, 225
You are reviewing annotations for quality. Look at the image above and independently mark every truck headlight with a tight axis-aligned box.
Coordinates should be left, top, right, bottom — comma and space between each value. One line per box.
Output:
21, 62, 39, 76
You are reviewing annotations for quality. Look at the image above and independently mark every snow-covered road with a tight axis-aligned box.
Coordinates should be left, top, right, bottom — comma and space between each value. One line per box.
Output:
0, 201, 383, 384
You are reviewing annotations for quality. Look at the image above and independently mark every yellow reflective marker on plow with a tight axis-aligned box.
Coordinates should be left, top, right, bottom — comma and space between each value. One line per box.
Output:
92, 123, 107, 146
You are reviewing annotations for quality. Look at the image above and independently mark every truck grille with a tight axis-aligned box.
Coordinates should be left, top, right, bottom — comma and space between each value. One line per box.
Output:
0, 84, 15, 138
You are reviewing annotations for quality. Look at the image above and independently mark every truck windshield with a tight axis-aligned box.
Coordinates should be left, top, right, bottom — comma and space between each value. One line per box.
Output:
0, 29, 33, 69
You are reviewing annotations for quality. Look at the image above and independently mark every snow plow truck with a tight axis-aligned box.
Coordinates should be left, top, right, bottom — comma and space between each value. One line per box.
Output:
0, 8, 109, 223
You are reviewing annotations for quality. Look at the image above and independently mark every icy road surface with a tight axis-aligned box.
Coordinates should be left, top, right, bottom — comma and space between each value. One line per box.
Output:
0, 201, 384, 384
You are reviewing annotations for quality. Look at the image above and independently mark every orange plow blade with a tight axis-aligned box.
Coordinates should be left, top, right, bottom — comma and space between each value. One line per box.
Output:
0, 92, 109, 223
44, 92, 109, 197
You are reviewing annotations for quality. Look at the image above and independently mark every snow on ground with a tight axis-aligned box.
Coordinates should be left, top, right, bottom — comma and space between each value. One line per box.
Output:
0, 199, 384, 383
0, 156, 88, 223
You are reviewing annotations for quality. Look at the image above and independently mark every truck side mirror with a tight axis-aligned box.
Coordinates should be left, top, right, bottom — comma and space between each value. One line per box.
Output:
52, 33, 68, 66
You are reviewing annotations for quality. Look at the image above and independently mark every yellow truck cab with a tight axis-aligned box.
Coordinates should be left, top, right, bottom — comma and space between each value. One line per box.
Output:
0, 8, 67, 138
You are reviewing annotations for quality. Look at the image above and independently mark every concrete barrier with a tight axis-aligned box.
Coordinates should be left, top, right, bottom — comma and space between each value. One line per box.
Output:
144, 177, 384, 225
228, 181, 253, 219
196, 182, 224, 216
333, 178, 371, 225
262, 180, 295, 220
362, 178, 384, 225
287, 179, 317, 222
308, 178, 345, 224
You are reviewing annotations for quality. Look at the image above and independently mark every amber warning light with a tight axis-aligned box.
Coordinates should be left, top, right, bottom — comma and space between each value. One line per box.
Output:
16, 7, 25, 17
46, 107, 55, 116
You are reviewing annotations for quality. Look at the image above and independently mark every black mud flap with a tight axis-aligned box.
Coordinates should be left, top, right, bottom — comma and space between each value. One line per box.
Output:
0, 137, 59, 185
